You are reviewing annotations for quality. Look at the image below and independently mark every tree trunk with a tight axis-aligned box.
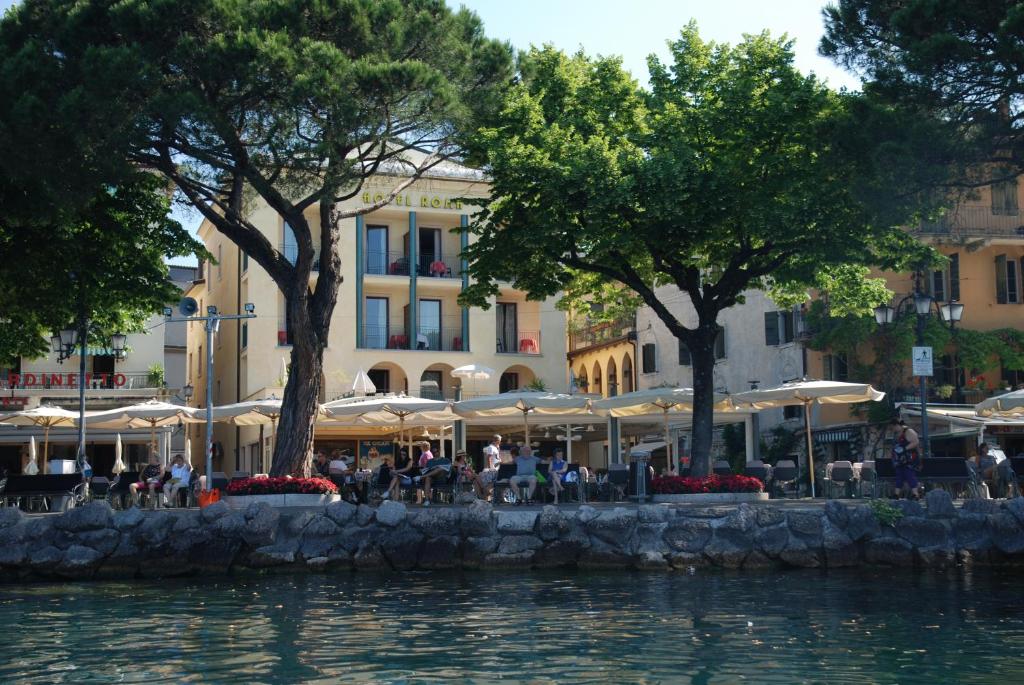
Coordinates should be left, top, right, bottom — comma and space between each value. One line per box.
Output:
270, 286, 326, 477
687, 327, 718, 477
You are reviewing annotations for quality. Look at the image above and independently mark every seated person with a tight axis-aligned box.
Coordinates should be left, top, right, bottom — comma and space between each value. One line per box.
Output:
453, 450, 475, 491
163, 453, 192, 508
548, 450, 568, 502
419, 442, 451, 506
129, 453, 163, 509
971, 442, 1018, 497
386, 449, 418, 501
509, 445, 539, 505
312, 450, 331, 477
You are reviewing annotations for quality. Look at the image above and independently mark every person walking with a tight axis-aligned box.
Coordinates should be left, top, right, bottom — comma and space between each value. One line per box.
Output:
890, 419, 921, 500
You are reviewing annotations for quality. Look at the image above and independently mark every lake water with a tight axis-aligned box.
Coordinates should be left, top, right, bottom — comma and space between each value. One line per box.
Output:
0, 568, 1022, 683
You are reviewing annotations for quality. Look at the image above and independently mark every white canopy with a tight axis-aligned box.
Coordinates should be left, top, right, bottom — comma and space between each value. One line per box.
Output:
0, 404, 80, 463
454, 391, 591, 444
975, 389, 1024, 418
733, 380, 885, 497
85, 399, 200, 453
209, 398, 310, 426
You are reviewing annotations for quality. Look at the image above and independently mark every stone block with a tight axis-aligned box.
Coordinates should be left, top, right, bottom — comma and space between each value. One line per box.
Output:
988, 512, 1024, 555
755, 507, 786, 528
113, 507, 145, 531
864, 537, 915, 566
483, 551, 535, 568
537, 505, 572, 541
743, 551, 778, 570
585, 508, 637, 546
0, 507, 22, 529
1003, 497, 1024, 526
357, 504, 376, 527
754, 525, 789, 557
172, 511, 201, 532
379, 529, 424, 570
630, 523, 669, 557
679, 507, 729, 519
200, 500, 229, 523
893, 499, 925, 518
636, 551, 670, 570
779, 538, 822, 568
376, 501, 409, 528
242, 503, 279, 547
212, 512, 246, 539
669, 551, 710, 570
925, 490, 957, 518
460, 500, 495, 537
249, 544, 297, 568
787, 510, 823, 539
325, 500, 358, 526
284, 511, 316, 536
954, 513, 990, 551
298, 536, 335, 561
704, 534, 750, 568
896, 517, 949, 548
353, 542, 387, 570
412, 507, 461, 537
418, 535, 461, 569
56, 544, 104, 578
77, 528, 120, 556
824, 501, 849, 527
535, 538, 585, 568
55, 501, 113, 533
303, 515, 340, 538
664, 518, 713, 553
0, 542, 27, 567
188, 537, 240, 575
576, 505, 599, 524
463, 536, 500, 568
845, 505, 881, 541
495, 510, 538, 535
579, 538, 632, 569
498, 535, 544, 555
28, 545, 62, 573
638, 505, 669, 524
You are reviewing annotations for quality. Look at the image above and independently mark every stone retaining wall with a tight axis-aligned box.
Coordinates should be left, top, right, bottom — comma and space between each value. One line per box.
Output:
2, 490, 1024, 581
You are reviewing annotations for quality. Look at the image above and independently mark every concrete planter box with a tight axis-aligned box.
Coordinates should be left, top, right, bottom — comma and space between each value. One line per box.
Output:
224, 493, 340, 509
651, 492, 769, 504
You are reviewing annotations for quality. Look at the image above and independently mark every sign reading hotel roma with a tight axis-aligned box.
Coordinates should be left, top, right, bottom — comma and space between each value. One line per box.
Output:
360, 192, 465, 209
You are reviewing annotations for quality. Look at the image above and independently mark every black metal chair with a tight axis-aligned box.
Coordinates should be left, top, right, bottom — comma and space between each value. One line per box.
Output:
106, 471, 140, 509
771, 460, 799, 498
607, 464, 629, 502
826, 460, 856, 499
743, 460, 771, 484
492, 463, 518, 505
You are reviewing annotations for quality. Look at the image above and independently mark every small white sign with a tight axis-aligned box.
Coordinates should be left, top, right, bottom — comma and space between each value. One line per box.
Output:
912, 346, 933, 377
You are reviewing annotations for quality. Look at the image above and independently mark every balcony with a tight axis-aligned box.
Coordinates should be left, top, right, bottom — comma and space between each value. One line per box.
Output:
569, 315, 636, 352
916, 206, 1024, 240
365, 251, 461, 279
358, 324, 465, 351
497, 330, 541, 355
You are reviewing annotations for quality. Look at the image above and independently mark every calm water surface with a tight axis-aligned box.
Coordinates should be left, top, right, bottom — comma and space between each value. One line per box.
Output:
0, 568, 1021, 683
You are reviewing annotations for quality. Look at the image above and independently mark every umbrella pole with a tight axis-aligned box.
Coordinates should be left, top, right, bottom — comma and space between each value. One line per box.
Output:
523, 410, 530, 450
664, 409, 673, 475
43, 425, 50, 463
804, 402, 816, 498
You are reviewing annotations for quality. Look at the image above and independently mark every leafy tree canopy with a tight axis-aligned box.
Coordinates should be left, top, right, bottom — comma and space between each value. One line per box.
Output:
460, 25, 937, 473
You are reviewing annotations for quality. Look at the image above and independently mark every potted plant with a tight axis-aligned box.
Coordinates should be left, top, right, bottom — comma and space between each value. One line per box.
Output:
147, 363, 166, 388
935, 384, 954, 400
223, 476, 341, 508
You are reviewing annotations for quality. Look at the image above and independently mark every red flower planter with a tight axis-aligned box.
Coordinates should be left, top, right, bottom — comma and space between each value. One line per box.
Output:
226, 476, 338, 496
651, 474, 763, 495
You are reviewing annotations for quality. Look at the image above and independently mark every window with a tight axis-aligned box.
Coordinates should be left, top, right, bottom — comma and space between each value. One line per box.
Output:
783, 405, 802, 420
420, 370, 444, 400
499, 372, 519, 393
242, 253, 248, 273
367, 368, 389, 395
764, 311, 795, 346
679, 328, 726, 364
364, 297, 389, 349
496, 303, 517, 353
366, 225, 389, 275
642, 343, 657, 373
991, 178, 1019, 215
241, 323, 248, 349
283, 221, 298, 264
930, 268, 945, 302
823, 353, 849, 382
995, 254, 1022, 304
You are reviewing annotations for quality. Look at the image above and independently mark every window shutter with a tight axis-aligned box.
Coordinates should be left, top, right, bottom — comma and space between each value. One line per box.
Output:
642, 343, 657, 374
836, 354, 849, 382
949, 253, 960, 301
931, 269, 945, 302
1009, 259, 1021, 304
823, 354, 833, 381
714, 327, 727, 360
781, 311, 795, 343
678, 340, 691, 366
996, 254, 1008, 304
764, 312, 780, 346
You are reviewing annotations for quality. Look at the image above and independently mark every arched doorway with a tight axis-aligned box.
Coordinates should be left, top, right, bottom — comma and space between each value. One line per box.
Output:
592, 362, 603, 397
577, 366, 589, 393
420, 363, 457, 400
622, 353, 634, 393
500, 364, 537, 393
367, 362, 408, 396
607, 357, 619, 397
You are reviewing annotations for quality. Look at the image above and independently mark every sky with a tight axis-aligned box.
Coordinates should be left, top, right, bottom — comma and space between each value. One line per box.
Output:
0, 0, 859, 261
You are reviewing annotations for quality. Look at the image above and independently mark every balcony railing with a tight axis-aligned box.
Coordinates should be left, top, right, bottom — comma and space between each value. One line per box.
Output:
358, 324, 465, 351
569, 315, 636, 352
497, 330, 541, 355
365, 251, 461, 279
1, 371, 162, 390
916, 206, 1024, 239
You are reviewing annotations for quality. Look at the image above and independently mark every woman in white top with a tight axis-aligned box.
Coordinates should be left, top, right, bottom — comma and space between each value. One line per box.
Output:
164, 454, 192, 508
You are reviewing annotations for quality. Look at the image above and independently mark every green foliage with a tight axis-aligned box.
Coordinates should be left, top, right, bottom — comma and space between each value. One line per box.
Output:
147, 363, 166, 388
524, 378, 547, 392
760, 425, 802, 467
869, 498, 904, 527
460, 25, 933, 474
0, 173, 200, 362
720, 423, 746, 473
558, 271, 641, 331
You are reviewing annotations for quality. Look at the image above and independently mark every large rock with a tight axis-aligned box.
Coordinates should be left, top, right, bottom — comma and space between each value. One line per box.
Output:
495, 510, 539, 535
630, 523, 669, 557
0, 521, 27, 546
720, 504, 757, 534
636, 551, 670, 570
0, 542, 28, 567
822, 521, 858, 568
284, 511, 316, 536
77, 528, 120, 556
483, 551, 535, 568
704, 534, 749, 569
864, 537, 915, 566
925, 490, 957, 518
242, 503, 279, 547
638, 505, 669, 524
579, 537, 632, 568
988, 512, 1024, 555
376, 501, 409, 528
779, 538, 822, 568
896, 517, 949, 548
99, 538, 141, 579
249, 544, 297, 568
681, 507, 729, 519
824, 501, 849, 527
188, 537, 241, 575
412, 508, 461, 538
537, 506, 572, 541
356, 504, 376, 527
56, 544, 104, 578
1003, 497, 1024, 526
325, 500, 358, 526
418, 535, 461, 569
664, 518, 713, 553
962, 499, 1001, 515
302, 514, 340, 538
55, 501, 113, 533
379, 529, 424, 570
535, 537, 586, 568
28, 545, 62, 573
575, 505, 600, 524
135, 511, 175, 547
200, 500, 230, 523
743, 551, 778, 570
463, 536, 500, 567
498, 535, 544, 555
669, 551, 710, 570
892, 499, 925, 518
0, 507, 23, 529
787, 510, 823, 541
954, 513, 991, 551
113, 507, 145, 531
754, 525, 789, 558
299, 536, 336, 561
586, 508, 637, 546
353, 541, 387, 570
755, 507, 786, 528
916, 546, 956, 567
337, 525, 379, 554
173, 511, 201, 533
461, 500, 495, 537
212, 512, 246, 538
845, 505, 881, 542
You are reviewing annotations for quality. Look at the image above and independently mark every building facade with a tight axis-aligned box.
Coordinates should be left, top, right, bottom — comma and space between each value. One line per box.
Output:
189, 163, 568, 475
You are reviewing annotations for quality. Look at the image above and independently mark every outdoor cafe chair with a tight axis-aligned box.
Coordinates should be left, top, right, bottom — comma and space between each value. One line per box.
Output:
607, 464, 629, 502
771, 459, 799, 498
743, 460, 771, 484
826, 461, 857, 499
713, 460, 733, 476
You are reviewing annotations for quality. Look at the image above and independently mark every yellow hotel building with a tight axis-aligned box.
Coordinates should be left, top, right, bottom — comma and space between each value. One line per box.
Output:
187, 158, 567, 475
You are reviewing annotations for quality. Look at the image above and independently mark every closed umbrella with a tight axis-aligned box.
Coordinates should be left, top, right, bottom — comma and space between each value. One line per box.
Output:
592, 387, 737, 474
25, 436, 39, 475
454, 391, 591, 446
184, 437, 192, 468
975, 389, 1024, 417
733, 380, 885, 497
452, 364, 495, 398
112, 433, 126, 474
0, 405, 78, 463
350, 369, 377, 397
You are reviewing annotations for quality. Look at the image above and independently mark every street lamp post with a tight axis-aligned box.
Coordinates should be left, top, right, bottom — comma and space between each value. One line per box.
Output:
939, 302, 965, 403
874, 281, 967, 460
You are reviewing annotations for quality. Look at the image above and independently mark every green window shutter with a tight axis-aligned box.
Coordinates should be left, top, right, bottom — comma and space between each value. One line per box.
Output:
949, 253, 960, 301
764, 311, 779, 346
714, 327, 726, 360
678, 340, 691, 366
781, 311, 795, 343
996, 254, 1008, 304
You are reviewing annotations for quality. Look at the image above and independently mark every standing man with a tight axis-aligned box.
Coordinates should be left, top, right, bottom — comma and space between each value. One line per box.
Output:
890, 419, 922, 500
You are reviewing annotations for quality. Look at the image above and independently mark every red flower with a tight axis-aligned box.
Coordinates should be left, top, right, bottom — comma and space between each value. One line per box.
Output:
226, 476, 338, 496
651, 474, 763, 495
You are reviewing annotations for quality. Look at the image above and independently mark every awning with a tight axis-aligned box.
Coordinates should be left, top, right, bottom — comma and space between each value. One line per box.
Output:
814, 428, 854, 444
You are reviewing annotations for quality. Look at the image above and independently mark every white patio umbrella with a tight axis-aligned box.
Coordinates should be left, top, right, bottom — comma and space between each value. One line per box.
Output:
85, 399, 200, 455
112, 433, 126, 474
350, 369, 377, 396
733, 380, 885, 497
975, 389, 1024, 417
25, 436, 39, 475
453, 391, 592, 446
324, 395, 457, 466
452, 364, 495, 398
0, 404, 79, 463
592, 387, 737, 474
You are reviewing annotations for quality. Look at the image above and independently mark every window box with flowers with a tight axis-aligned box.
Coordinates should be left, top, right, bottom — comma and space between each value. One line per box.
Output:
223, 476, 341, 508
650, 474, 768, 503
